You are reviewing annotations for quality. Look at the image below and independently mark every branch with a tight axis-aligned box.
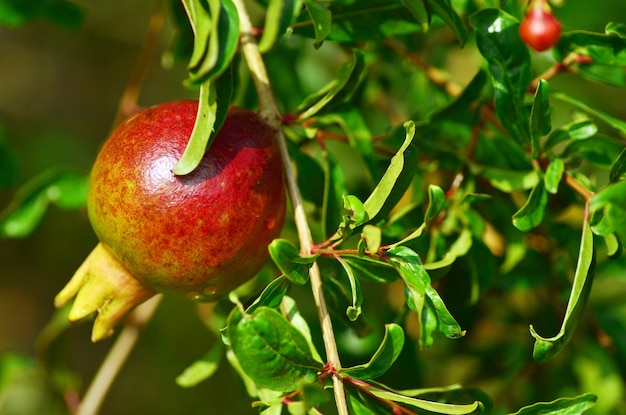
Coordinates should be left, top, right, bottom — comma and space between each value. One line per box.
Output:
231, 1, 349, 414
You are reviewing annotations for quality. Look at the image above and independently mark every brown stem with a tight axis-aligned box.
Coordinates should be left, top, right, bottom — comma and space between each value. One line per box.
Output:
111, 0, 166, 129
231, 1, 349, 413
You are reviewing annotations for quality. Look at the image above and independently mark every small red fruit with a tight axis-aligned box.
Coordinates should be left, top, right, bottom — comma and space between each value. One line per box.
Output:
55, 101, 286, 341
519, 0, 562, 52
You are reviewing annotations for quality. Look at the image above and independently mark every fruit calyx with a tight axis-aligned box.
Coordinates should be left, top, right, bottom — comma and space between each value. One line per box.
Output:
55, 242, 155, 341
519, 0, 562, 52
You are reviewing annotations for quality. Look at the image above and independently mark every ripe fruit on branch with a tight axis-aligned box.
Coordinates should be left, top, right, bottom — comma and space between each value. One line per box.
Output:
55, 101, 286, 341
519, 0, 562, 52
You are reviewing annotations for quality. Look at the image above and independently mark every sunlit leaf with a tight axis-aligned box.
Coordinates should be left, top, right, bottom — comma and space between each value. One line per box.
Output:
368, 386, 482, 414
512, 180, 548, 232
340, 324, 405, 380
509, 393, 597, 415
544, 157, 565, 194
530, 217, 595, 362
424, 184, 446, 223
227, 307, 321, 392
543, 119, 598, 152
474, 166, 539, 192
268, 239, 318, 284
363, 122, 418, 225
335, 255, 363, 321
552, 92, 626, 137
246, 276, 290, 313
176, 341, 222, 387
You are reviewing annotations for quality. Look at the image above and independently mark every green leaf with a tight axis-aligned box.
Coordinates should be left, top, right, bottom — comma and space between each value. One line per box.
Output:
0, 0, 83, 28
386, 246, 465, 346
424, 0, 467, 44
295, 49, 367, 121
424, 184, 446, 223
268, 239, 319, 285
474, 166, 539, 192
400, 0, 429, 32
367, 387, 482, 414
360, 224, 382, 255
530, 79, 552, 159
176, 341, 222, 387
338, 195, 368, 237
302, 0, 331, 47
343, 255, 399, 284
335, 255, 363, 321
173, 82, 218, 175
543, 119, 598, 152
590, 181, 626, 212
530, 218, 595, 362
184, 0, 240, 85
609, 148, 626, 183
562, 135, 625, 168
470, 8, 531, 145
544, 157, 565, 194
552, 92, 626, 138
246, 276, 290, 314
227, 307, 321, 392
258, 0, 303, 53
512, 180, 548, 232
555, 29, 626, 87
363, 122, 418, 225
508, 393, 597, 415
340, 324, 405, 380
0, 169, 88, 238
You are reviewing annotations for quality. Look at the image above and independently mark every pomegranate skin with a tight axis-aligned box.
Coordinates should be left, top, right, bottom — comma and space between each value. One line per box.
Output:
88, 101, 285, 299
519, 1, 562, 52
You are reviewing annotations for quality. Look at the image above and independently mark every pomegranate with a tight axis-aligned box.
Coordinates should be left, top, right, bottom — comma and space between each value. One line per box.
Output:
519, 0, 562, 52
55, 101, 286, 341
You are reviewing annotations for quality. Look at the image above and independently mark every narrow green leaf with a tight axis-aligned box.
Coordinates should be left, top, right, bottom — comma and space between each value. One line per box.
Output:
268, 239, 318, 285
424, 184, 446, 223
343, 256, 399, 284
387, 246, 464, 345
173, 82, 217, 175
552, 92, 626, 137
470, 9, 531, 145
609, 148, 626, 183
176, 341, 222, 387
279, 296, 324, 363
295, 49, 366, 120
475, 166, 539, 192
246, 275, 290, 314
530, 218, 595, 362
400, 0, 429, 32
363, 122, 418, 225
187, 0, 240, 85
182, 0, 213, 71
512, 180, 548, 232
259, 0, 303, 53
562, 135, 625, 168
423, 228, 473, 273
543, 119, 598, 152
590, 181, 626, 211
302, 0, 331, 47
424, 0, 467, 44
335, 255, 363, 321
368, 387, 481, 414
227, 307, 321, 392
530, 80, 552, 159
340, 324, 405, 380
508, 393, 597, 415
544, 157, 565, 194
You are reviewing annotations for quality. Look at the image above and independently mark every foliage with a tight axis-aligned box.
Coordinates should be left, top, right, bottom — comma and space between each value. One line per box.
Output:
2, 0, 626, 414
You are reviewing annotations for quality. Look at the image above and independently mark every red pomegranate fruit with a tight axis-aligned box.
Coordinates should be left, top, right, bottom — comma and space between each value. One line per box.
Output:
519, 0, 562, 52
55, 101, 286, 341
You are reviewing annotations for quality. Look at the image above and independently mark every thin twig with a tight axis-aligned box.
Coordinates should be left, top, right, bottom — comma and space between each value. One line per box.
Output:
76, 296, 163, 415
75, 3, 166, 414
231, 1, 349, 414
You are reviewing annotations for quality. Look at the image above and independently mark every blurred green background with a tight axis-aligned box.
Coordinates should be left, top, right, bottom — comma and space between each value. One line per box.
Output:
1, 0, 626, 414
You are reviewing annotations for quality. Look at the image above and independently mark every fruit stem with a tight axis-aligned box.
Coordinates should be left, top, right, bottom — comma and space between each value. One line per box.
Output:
231, 1, 349, 414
